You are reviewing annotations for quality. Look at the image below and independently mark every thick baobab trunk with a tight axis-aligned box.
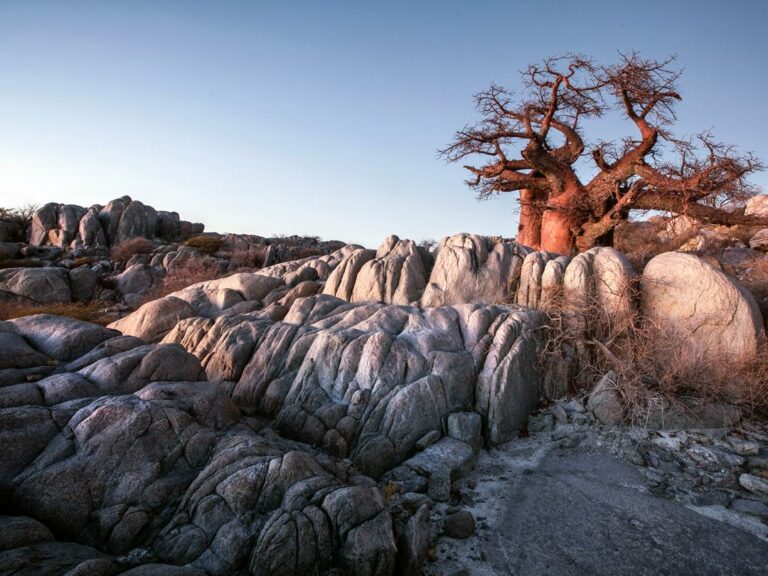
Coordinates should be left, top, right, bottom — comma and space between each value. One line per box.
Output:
516, 189, 543, 249
539, 185, 583, 254
540, 211, 577, 254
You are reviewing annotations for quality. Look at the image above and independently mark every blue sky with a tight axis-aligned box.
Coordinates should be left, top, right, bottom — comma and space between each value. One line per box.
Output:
1, 1, 766, 246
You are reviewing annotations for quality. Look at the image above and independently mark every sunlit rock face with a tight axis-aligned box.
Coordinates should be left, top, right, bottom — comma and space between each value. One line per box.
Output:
421, 233, 530, 307
163, 295, 544, 468
641, 251, 765, 370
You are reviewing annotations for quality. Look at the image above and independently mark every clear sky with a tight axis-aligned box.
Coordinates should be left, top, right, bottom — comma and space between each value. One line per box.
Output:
1, 0, 766, 247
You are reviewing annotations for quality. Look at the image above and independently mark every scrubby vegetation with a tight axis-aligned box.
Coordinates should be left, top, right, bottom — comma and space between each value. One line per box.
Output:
0, 204, 38, 229
0, 300, 115, 325
538, 280, 768, 422
0, 258, 44, 269
110, 237, 155, 262
184, 234, 225, 255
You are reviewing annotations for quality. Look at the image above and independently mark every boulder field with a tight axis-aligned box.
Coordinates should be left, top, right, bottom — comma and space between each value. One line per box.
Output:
1, 232, 766, 575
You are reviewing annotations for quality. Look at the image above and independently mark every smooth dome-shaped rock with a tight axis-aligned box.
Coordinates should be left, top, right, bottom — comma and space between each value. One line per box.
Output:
0, 268, 71, 304
641, 252, 765, 370
109, 296, 196, 342
7, 315, 120, 361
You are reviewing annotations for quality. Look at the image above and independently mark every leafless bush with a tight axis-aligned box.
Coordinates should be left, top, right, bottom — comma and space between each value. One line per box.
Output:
110, 237, 154, 263
538, 278, 768, 422
231, 247, 257, 269
0, 204, 38, 228
615, 220, 699, 270
418, 238, 437, 251
184, 235, 225, 256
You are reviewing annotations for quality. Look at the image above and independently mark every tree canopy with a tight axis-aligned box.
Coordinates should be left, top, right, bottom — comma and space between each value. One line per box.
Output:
441, 53, 764, 253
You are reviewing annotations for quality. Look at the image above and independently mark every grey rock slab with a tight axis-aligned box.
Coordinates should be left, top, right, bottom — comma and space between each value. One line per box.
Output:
0, 542, 110, 576
9, 315, 119, 361
108, 296, 196, 342
0, 333, 49, 369
430, 446, 768, 575
739, 473, 768, 498
68, 266, 99, 302
403, 438, 475, 480
0, 268, 71, 304
0, 515, 54, 551
396, 503, 432, 576
446, 412, 482, 451
443, 510, 475, 539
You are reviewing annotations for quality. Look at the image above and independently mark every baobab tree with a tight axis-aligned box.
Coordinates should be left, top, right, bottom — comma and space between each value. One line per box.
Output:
441, 53, 765, 253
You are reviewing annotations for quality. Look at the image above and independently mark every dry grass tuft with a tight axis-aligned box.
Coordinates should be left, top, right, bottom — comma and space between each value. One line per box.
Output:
110, 237, 154, 263
184, 235, 225, 256
0, 258, 44, 269
381, 481, 399, 503
615, 220, 699, 271
0, 300, 116, 325
538, 279, 768, 423
72, 256, 95, 267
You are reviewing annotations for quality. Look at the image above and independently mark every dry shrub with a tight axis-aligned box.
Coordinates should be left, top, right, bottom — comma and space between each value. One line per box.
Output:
0, 300, 115, 325
184, 235, 225, 256
538, 278, 768, 423
0, 258, 43, 269
110, 237, 154, 263
231, 246, 259, 269
292, 247, 323, 260
72, 256, 95, 267
139, 259, 225, 303
381, 481, 399, 503
615, 220, 699, 271
733, 257, 768, 305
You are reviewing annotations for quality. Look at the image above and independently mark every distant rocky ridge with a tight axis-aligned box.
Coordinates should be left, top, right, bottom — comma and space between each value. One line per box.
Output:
0, 197, 347, 313
28, 196, 205, 249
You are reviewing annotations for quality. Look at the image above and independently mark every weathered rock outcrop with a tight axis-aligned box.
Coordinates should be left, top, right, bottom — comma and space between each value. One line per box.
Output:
0, 315, 399, 576
421, 234, 529, 307
346, 236, 432, 305
562, 247, 635, 320
514, 247, 635, 321
164, 294, 545, 463
515, 251, 561, 309
28, 196, 203, 249
641, 252, 765, 370
109, 296, 197, 342
4, 236, 765, 575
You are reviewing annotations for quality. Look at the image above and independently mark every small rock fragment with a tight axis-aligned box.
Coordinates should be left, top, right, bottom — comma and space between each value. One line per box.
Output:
587, 371, 623, 426
739, 474, 768, 497
443, 511, 475, 539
